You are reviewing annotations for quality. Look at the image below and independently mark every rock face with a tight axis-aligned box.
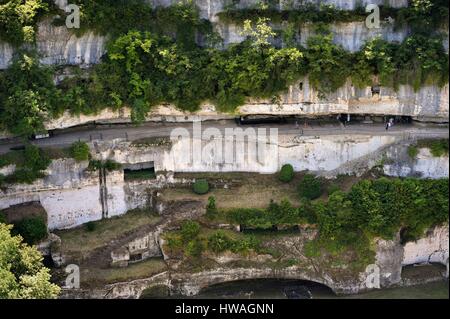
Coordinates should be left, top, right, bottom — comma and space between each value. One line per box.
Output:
374, 234, 404, 288
384, 147, 450, 179
403, 224, 449, 266
95, 133, 428, 176
36, 19, 106, 67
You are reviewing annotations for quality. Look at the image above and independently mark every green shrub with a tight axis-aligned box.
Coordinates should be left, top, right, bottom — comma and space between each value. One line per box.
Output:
85, 221, 96, 232
13, 216, 47, 244
193, 179, 209, 194
327, 183, 340, 195
70, 141, 90, 162
298, 174, 323, 200
208, 231, 231, 253
206, 196, 218, 219
185, 239, 203, 257
278, 164, 294, 183
407, 145, 419, 158
180, 220, 200, 242
165, 234, 183, 251
230, 235, 260, 254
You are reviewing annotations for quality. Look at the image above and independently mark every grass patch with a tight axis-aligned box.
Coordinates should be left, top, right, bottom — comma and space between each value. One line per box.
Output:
55, 209, 161, 256
80, 258, 167, 288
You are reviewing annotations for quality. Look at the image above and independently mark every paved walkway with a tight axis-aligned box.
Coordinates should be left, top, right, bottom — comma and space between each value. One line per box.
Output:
0, 120, 448, 154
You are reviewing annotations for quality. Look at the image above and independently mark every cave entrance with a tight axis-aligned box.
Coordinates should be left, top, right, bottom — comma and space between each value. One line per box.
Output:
129, 253, 143, 263
197, 279, 335, 299
123, 162, 156, 180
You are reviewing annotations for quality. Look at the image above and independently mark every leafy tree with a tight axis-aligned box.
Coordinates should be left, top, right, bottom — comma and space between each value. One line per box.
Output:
0, 0, 50, 45
305, 31, 350, 96
70, 141, 90, 162
298, 174, 323, 200
241, 17, 276, 48
0, 223, 60, 299
0, 53, 59, 136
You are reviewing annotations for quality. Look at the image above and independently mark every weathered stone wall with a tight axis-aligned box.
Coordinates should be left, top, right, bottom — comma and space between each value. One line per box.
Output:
403, 224, 449, 266
384, 147, 450, 179
99, 134, 402, 174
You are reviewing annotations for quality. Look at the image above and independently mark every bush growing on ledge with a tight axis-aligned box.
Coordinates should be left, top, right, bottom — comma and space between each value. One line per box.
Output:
193, 179, 209, 194
297, 174, 323, 200
408, 145, 419, 158
418, 139, 449, 157
278, 164, 294, 183
1, 145, 51, 185
12, 216, 47, 245
185, 239, 203, 258
207, 231, 231, 253
180, 220, 201, 243
206, 196, 218, 219
70, 141, 90, 162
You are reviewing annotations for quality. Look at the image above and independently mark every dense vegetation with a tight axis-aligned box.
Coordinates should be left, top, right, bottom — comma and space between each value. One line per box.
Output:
0, 1, 448, 135
0, 0, 55, 46
165, 177, 448, 268
0, 223, 60, 298
164, 220, 261, 258
223, 177, 448, 245
0, 144, 51, 186
219, 0, 449, 34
